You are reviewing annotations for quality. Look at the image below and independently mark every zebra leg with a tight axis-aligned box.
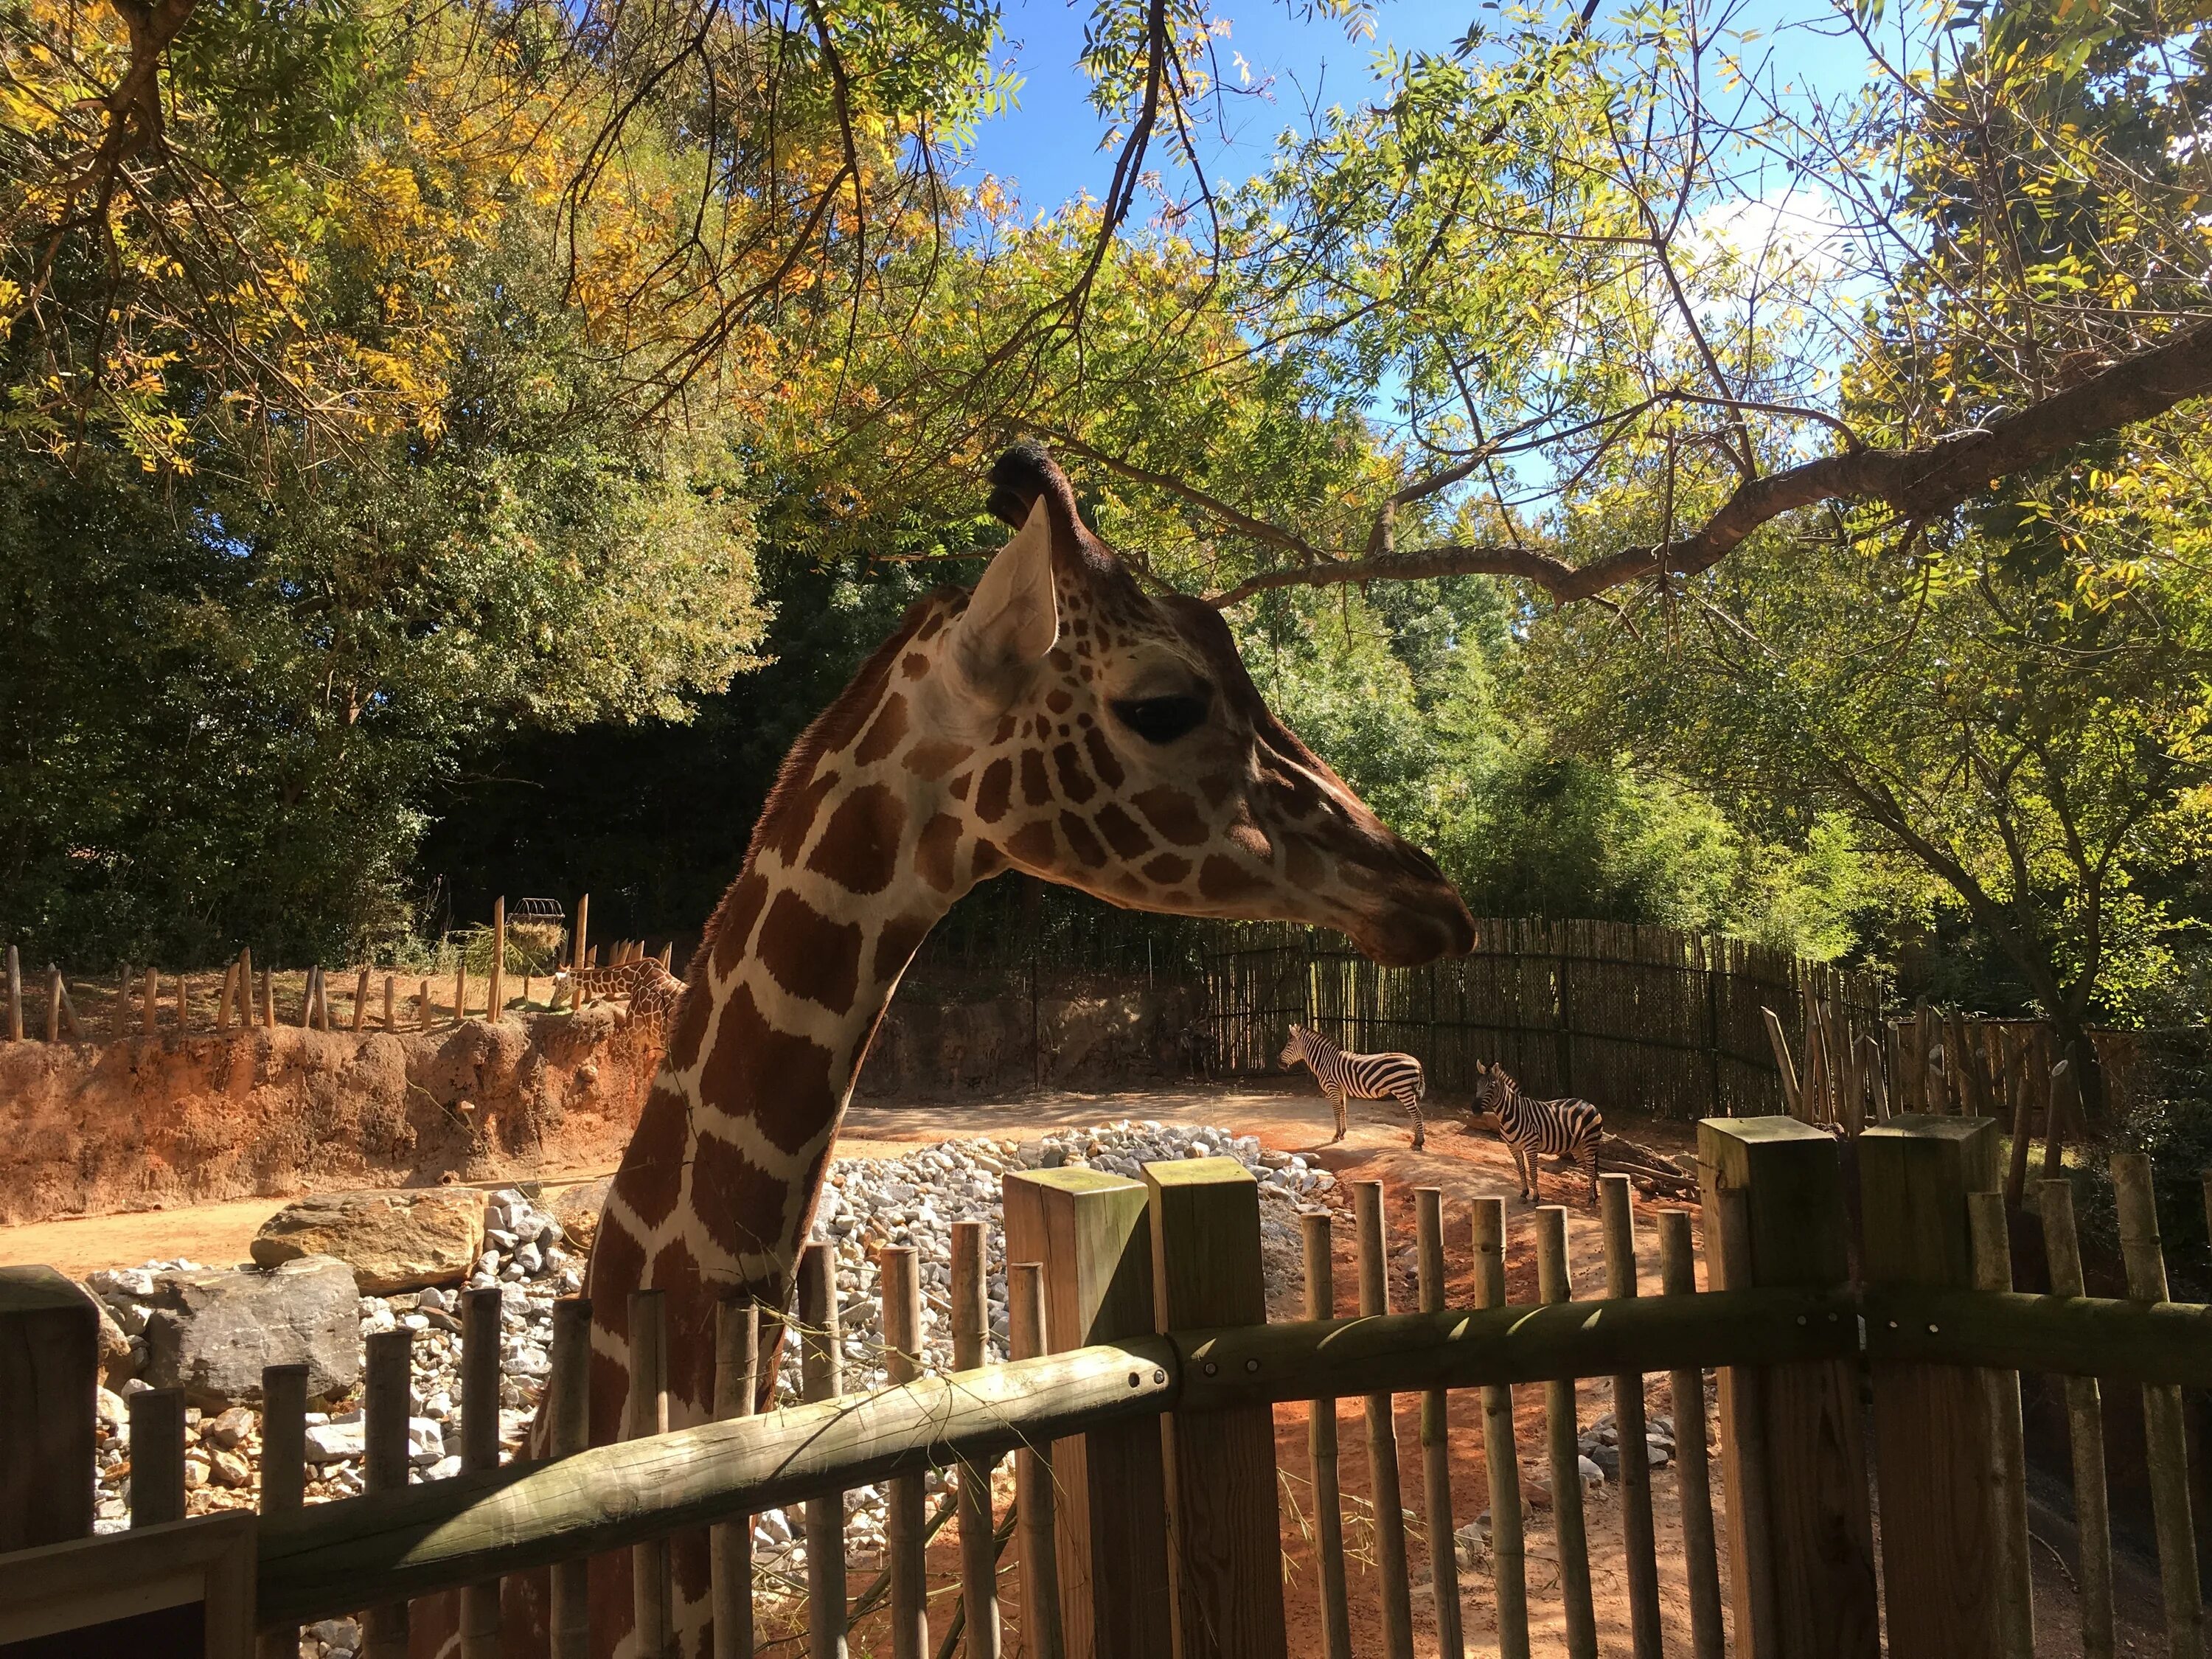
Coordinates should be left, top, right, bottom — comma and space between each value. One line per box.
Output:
1327, 1087, 1347, 1144
1402, 1089, 1425, 1150
1586, 1145, 1600, 1203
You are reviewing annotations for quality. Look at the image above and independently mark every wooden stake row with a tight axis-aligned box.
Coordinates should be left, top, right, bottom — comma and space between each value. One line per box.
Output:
1308, 1182, 1722, 1659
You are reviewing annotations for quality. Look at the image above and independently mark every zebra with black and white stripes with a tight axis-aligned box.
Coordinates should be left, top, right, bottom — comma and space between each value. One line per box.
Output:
1280, 1023, 1429, 1148
1474, 1060, 1603, 1203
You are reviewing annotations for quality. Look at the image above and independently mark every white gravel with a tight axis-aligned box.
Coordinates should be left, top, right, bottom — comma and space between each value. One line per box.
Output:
79, 1121, 1336, 1641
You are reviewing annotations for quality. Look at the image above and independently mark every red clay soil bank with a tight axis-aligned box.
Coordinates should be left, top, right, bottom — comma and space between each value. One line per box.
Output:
0, 1007, 660, 1226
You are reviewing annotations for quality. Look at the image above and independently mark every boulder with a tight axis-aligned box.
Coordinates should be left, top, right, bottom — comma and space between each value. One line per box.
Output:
252, 1188, 485, 1293
546, 1179, 610, 1256
140, 1256, 361, 1406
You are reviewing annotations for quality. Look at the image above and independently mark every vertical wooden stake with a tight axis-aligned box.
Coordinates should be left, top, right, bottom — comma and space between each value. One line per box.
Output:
114, 964, 131, 1041
363, 1328, 414, 1658
713, 1298, 759, 1659
798, 1247, 849, 1659
1700, 1117, 1877, 1659
880, 1253, 928, 1659
1301, 1214, 1354, 1659
175, 969, 188, 1034
1352, 1180, 1416, 1659
128, 1387, 187, 1528
627, 1288, 674, 1659
237, 949, 252, 1035
1761, 1006, 1800, 1118
1861, 1116, 2005, 1659
453, 959, 467, 1028
352, 966, 370, 1032
1470, 1200, 1529, 1659
1146, 1158, 1288, 1659
1535, 1207, 1597, 1659
1599, 1176, 1661, 1659
952, 1220, 1001, 1659
459, 1286, 504, 1658
2039, 1181, 2115, 1659
2112, 1153, 2206, 1659
1413, 1188, 1465, 1659
490, 897, 507, 1021
1657, 1211, 1724, 1659
4, 945, 21, 1041
216, 961, 236, 1034
573, 894, 590, 977
142, 966, 159, 1036
1009, 1262, 1065, 1659
1966, 1191, 2035, 1659
261, 966, 276, 1029
549, 1298, 593, 1659
1003, 1169, 1171, 1659
417, 978, 431, 1031
45, 967, 63, 1043
383, 975, 396, 1031
0, 1268, 99, 1549
257, 1363, 310, 1659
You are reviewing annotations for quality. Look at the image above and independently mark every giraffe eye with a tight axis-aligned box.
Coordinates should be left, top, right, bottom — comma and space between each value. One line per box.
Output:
1110, 688, 1212, 745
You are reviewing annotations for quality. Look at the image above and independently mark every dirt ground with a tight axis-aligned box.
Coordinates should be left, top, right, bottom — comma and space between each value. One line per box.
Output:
1, 1079, 2162, 1653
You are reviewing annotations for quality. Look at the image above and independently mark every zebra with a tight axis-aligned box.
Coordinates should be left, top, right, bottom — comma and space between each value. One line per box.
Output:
1473, 1060, 1603, 1203
1280, 1023, 1428, 1148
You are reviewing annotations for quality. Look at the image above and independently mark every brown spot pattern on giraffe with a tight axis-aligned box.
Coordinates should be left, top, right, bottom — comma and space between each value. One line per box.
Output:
1051, 742, 1096, 804
1006, 819, 1057, 866
902, 740, 972, 781
1082, 726, 1124, 788
1133, 785, 1208, 846
664, 977, 715, 1072
1199, 854, 1270, 902
698, 984, 837, 1157
916, 813, 962, 893
1143, 853, 1192, 885
1093, 801, 1152, 859
616, 1085, 692, 1231
754, 891, 862, 1015
1020, 749, 1052, 806
764, 771, 840, 866
873, 913, 933, 981
975, 758, 1013, 823
855, 695, 908, 765
691, 1129, 800, 1263
1060, 813, 1107, 867
805, 783, 905, 895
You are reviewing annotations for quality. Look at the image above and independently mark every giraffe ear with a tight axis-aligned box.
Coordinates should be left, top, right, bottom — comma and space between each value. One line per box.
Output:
952, 495, 1060, 700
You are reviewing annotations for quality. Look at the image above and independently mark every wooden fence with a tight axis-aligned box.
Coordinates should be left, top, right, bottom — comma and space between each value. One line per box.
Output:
0, 897, 680, 1044
4, 1117, 2210, 1658
1202, 919, 1886, 1120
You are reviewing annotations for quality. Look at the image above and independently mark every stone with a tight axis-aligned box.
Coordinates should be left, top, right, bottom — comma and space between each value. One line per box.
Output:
140, 1256, 361, 1405
1587, 1443, 1621, 1482
305, 1420, 365, 1462
86, 1290, 135, 1382
204, 1405, 257, 1449
251, 1189, 486, 1294
209, 1449, 253, 1488
183, 1453, 209, 1489
546, 1179, 611, 1255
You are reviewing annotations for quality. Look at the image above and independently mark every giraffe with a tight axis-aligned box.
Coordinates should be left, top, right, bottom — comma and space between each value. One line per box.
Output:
552, 958, 686, 1026
467, 442, 1476, 1658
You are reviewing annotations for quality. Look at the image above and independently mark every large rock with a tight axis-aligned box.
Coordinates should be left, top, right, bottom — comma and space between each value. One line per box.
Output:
252, 1188, 484, 1293
546, 1178, 610, 1256
140, 1256, 361, 1405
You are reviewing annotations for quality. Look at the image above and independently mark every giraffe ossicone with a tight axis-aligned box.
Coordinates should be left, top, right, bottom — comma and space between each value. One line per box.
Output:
478, 442, 1475, 1658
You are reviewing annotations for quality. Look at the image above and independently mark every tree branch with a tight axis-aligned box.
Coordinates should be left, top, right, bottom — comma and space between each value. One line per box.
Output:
1208, 316, 2212, 608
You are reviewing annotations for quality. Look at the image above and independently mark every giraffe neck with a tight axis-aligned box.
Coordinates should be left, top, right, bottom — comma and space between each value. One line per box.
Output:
582, 620, 967, 1425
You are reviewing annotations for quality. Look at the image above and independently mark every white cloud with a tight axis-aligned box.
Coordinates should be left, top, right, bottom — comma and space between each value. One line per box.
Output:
1688, 186, 1852, 285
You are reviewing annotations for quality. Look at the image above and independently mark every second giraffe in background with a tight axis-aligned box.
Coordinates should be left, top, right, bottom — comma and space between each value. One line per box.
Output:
1281, 1022, 1430, 1148
1474, 1059, 1603, 1202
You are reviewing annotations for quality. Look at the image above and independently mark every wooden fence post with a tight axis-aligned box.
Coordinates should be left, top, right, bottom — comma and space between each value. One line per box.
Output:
1857, 1115, 2006, 1659
490, 897, 507, 1021
0, 1267, 98, 1550
5, 944, 21, 1041
1145, 1157, 1289, 1659
1697, 1117, 1878, 1659
1004, 1168, 1172, 1659
573, 894, 590, 976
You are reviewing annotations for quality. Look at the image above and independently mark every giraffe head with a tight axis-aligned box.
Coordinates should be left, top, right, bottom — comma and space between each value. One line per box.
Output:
867, 443, 1475, 967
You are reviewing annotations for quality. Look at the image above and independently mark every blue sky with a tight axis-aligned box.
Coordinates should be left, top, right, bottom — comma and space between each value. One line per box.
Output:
955, 0, 1879, 215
